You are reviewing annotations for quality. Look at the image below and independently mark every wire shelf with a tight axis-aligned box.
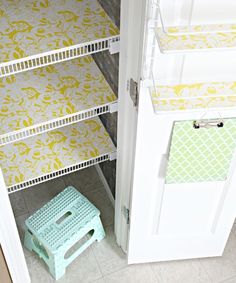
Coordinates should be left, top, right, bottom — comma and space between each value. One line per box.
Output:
0, 0, 120, 77
0, 55, 117, 146
7, 154, 111, 194
3, 117, 116, 194
0, 37, 120, 78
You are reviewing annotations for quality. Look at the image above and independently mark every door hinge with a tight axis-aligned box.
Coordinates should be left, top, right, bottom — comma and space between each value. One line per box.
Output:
122, 206, 130, 225
128, 78, 139, 107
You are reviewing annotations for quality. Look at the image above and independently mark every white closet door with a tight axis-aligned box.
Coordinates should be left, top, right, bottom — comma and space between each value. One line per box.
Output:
127, 87, 236, 263
119, 0, 236, 263
0, 170, 30, 283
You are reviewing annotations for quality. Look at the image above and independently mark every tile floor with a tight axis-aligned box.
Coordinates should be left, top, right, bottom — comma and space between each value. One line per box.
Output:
9, 166, 236, 283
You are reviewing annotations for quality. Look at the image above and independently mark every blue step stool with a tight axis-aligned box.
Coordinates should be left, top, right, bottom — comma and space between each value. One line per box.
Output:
24, 186, 105, 280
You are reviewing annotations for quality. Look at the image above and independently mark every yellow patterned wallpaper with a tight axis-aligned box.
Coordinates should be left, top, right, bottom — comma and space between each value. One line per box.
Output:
0, 117, 116, 187
156, 24, 236, 52
151, 81, 236, 112
0, 0, 119, 63
0, 55, 117, 136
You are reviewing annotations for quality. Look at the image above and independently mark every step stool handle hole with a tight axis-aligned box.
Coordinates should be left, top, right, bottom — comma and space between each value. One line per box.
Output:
56, 211, 72, 225
64, 229, 94, 260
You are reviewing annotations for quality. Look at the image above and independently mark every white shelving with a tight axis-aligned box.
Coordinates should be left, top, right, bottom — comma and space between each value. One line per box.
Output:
3, 117, 116, 193
148, 1, 236, 113
0, 0, 120, 77
150, 81, 236, 113
0, 0, 119, 195
156, 24, 236, 53
0, 55, 117, 145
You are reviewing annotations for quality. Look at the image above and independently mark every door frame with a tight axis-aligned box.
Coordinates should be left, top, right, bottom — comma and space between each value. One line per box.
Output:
0, 0, 147, 270
115, 0, 148, 252
0, 169, 30, 283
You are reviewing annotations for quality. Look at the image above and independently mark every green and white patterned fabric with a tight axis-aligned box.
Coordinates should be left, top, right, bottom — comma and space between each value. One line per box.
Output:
165, 119, 236, 184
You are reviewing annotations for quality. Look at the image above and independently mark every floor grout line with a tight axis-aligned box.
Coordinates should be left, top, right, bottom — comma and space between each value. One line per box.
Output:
82, 185, 110, 195
149, 263, 163, 283
196, 259, 214, 283
219, 275, 236, 283
90, 244, 105, 281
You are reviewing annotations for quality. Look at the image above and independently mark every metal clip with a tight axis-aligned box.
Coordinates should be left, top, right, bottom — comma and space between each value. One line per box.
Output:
193, 119, 224, 129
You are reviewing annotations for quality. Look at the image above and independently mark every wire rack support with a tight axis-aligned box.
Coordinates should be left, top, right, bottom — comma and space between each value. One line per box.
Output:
0, 36, 120, 78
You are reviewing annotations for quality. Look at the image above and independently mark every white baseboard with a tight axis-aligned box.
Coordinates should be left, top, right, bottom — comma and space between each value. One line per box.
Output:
95, 164, 115, 207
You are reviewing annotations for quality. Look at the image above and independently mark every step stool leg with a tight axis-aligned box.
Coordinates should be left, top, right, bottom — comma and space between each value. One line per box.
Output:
48, 253, 66, 280
24, 229, 34, 252
94, 217, 105, 242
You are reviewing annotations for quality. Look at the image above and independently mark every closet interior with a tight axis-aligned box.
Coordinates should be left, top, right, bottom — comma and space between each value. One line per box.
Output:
0, 0, 120, 278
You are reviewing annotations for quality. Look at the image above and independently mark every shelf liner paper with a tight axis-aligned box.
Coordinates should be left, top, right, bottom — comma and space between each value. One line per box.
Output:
156, 24, 236, 52
0, 56, 116, 136
0, 0, 119, 63
0, 117, 116, 187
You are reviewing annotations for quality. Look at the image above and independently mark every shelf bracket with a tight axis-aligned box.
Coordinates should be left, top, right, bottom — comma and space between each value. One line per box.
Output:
109, 151, 117, 161
109, 39, 120, 54
109, 102, 118, 113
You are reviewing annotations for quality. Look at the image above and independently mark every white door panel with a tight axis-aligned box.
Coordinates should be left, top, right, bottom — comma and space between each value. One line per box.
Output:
158, 182, 224, 236
128, 86, 236, 263
117, 0, 236, 264
191, 0, 236, 24
160, 0, 236, 24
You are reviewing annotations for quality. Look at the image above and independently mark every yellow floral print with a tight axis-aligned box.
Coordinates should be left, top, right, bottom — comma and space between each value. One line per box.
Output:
0, 0, 119, 63
151, 81, 236, 112
0, 55, 116, 137
0, 117, 115, 188
156, 24, 236, 52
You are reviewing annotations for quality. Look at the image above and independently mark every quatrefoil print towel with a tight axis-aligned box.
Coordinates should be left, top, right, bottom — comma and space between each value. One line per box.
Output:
165, 119, 236, 184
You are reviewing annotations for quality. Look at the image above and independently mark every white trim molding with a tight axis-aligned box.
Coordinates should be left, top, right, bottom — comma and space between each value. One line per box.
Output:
0, 169, 30, 283
95, 164, 115, 207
